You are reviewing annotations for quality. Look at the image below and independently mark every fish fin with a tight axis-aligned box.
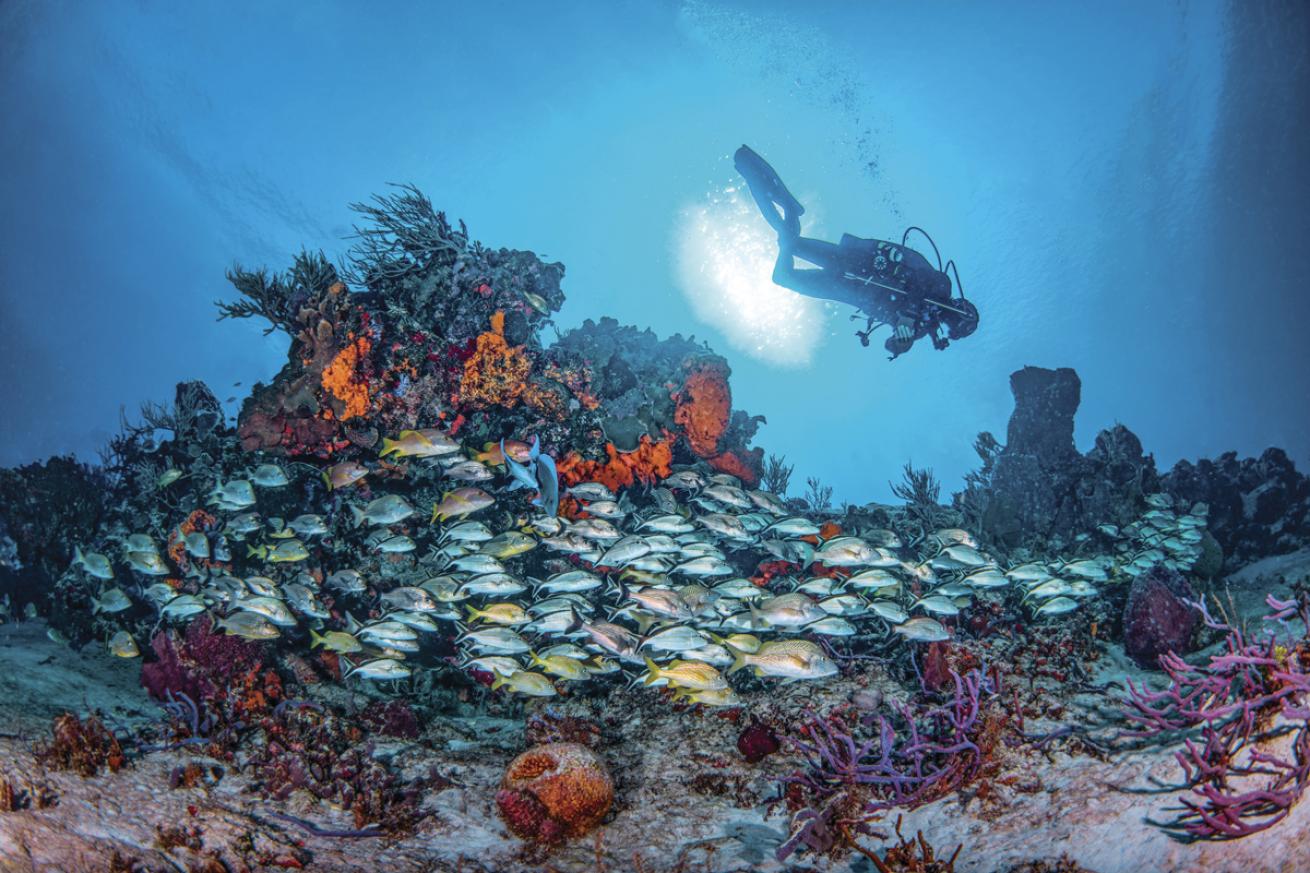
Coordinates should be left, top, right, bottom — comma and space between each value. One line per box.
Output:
309, 629, 325, 649
491, 675, 507, 691
72, 546, 85, 568
727, 651, 749, 676
528, 435, 540, 462
464, 605, 480, 622
322, 470, 332, 489
642, 656, 661, 685
349, 505, 366, 527
379, 438, 398, 457
748, 602, 766, 631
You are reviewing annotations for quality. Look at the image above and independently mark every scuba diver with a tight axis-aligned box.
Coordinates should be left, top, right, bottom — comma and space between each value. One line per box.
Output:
734, 145, 979, 360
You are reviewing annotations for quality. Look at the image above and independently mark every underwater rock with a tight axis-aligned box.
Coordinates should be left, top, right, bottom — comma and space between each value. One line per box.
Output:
1122, 563, 1200, 669
970, 367, 1160, 548
1161, 447, 1310, 568
737, 719, 780, 763
495, 742, 613, 844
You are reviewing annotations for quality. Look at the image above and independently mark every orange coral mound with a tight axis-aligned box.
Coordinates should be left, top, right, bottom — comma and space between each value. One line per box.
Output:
557, 435, 673, 493
459, 311, 533, 409
497, 742, 613, 843
707, 449, 762, 487
321, 334, 372, 420
673, 359, 731, 458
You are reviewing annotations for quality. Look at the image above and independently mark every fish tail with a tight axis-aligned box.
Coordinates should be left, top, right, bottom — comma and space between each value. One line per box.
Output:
322, 470, 332, 489
642, 656, 661, 685
748, 602, 766, 631
72, 545, 85, 568
464, 605, 481, 623
309, 628, 325, 649
490, 675, 507, 691
727, 651, 750, 676
379, 438, 398, 457
245, 544, 261, 559
349, 505, 366, 527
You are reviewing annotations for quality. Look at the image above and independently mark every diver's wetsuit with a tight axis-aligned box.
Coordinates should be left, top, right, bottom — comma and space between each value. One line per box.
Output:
734, 145, 974, 359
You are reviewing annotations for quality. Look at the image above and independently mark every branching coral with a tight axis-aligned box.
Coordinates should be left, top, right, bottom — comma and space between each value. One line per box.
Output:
557, 435, 673, 493
458, 311, 533, 409
777, 670, 1003, 862
1123, 591, 1310, 840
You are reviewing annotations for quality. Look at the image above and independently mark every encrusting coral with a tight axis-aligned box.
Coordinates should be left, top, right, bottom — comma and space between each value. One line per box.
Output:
495, 742, 613, 844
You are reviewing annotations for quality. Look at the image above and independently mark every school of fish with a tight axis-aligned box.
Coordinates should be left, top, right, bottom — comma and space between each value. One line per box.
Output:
65, 425, 1207, 706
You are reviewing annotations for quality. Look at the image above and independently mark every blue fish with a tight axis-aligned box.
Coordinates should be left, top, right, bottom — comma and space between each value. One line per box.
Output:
533, 452, 559, 517
502, 436, 540, 492
501, 435, 559, 517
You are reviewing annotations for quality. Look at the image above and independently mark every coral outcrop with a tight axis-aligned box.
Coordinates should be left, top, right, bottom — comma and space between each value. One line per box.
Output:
1121, 564, 1201, 669
495, 742, 613, 844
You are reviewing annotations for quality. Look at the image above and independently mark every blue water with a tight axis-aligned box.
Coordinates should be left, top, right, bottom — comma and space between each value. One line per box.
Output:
2, 0, 1307, 500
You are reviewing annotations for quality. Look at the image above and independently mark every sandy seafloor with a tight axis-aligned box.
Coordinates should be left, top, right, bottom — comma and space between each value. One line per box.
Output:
1, 550, 1308, 873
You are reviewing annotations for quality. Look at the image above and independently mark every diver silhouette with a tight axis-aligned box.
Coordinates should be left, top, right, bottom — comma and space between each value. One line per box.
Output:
734, 145, 979, 360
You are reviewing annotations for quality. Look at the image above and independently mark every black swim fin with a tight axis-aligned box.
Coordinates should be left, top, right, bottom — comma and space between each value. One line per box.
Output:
734, 145, 804, 234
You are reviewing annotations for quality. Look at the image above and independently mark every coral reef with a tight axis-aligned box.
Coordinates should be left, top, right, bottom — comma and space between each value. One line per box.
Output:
496, 742, 614, 844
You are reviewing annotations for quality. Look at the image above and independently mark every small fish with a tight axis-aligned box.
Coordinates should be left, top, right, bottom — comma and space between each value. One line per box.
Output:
709, 632, 762, 653
639, 625, 711, 653
463, 655, 522, 678
372, 534, 417, 554
480, 531, 537, 560
247, 540, 310, 563
458, 626, 531, 654
160, 594, 206, 619
157, 468, 185, 488
804, 616, 857, 636
326, 569, 368, 593
351, 494, 416, 527
224, 513, 263, 539
671, 556, 734, 577
72, 547, 115, 580
310, 629, 363, 654
522, 290, 551, 313
1034, 596, 1081, 616
458, 574, 527, 598
93, 588, 132, 614
249, 464, 290, 488
578, 621, 642, 662
182, 531, 210, 559
441, 459, 494, 483
465, 602, 529, 626
764, 517, 821, 537
473, 439, 535, 465
231, 594, 295, 627
528, 651, 591, 680
431, 488, 495, 523
123, 533, 160, 554
491, 670, 556, 697
912, 595, 960, 617
672, 686, 742, 707
642, 657, 728, 690
598, 537, 653, 567
567, 482, 616, 502
208, 479, 257, 509
287, 514, 329, 538
215, 611, 281, 640
345, 658, 412, 680
869, 600, 910, 624
379, 428, 459, 459
107, 630, 139, 658
727, 639, 837, 681
127, 547, 171, 574
323, 460, 370, 490
533, 570, 603, 594
750, 592, 826, 628
892, 617, 951, 642
380, 586, 437, 612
